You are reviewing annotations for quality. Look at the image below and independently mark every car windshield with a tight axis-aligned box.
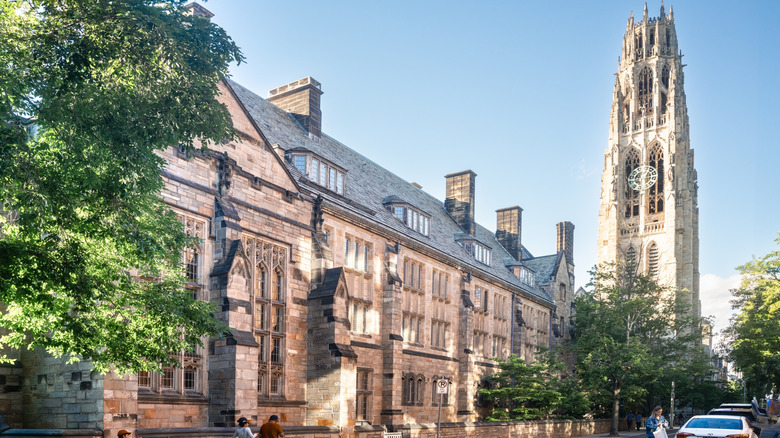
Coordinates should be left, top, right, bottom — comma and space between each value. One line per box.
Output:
686, 418, 743, 430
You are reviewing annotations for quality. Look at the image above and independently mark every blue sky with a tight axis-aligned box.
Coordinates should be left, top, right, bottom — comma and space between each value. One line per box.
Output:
201, 0, 780, 335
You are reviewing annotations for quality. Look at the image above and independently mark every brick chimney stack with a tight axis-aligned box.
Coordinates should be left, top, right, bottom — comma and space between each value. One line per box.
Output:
556, 221, 575, 267
268, 77, 323, 138
496, 206, 523, 261
444, 170, 476, 236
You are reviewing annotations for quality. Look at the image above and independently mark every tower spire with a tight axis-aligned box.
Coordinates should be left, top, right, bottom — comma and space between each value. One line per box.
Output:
643, 2, 648, 21
669, 4, 674, 20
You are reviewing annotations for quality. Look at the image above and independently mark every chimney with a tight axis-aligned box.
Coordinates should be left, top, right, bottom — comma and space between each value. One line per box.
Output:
444, 170, 476, 236
496, 206, 523, 260
556, 221, 575, 267
268, 77, 323, 138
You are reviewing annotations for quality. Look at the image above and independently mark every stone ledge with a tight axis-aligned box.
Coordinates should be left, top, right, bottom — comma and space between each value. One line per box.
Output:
137, 426, 340, 438
0, 430, 102, 438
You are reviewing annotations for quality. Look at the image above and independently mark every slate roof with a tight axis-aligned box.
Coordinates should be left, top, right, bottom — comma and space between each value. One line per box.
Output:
522, 252, 564, 287
227, 80, 555, 306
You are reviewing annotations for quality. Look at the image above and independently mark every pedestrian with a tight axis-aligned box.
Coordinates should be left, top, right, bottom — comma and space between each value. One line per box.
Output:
259, 414, 285, 438
233, 417, 254, 438
627, 412, 635, 431
117, 430, 131, 438
645, 406, 669, 438
636, 412, 643, 431
676, 412, 684, 426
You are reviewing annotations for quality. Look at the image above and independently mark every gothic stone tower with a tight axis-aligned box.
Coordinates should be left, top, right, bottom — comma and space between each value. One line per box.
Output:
597, 3, 700, 317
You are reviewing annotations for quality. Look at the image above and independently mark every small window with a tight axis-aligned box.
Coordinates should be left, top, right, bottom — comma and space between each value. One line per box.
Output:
271, 337, 282, 364
258, 267, 268, 299
311, 158, 320, 182
161, 368, 175, 390
294, 155, 306, 174
183, 367, 197, 391
336, 172, 344, 195
356, 370, 372, 421
318, 162, 327, 186
394, 206, 404, 221
138, 371, 151, 388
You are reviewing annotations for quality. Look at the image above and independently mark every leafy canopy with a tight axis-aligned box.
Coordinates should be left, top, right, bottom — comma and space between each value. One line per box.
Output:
0, 0, 243, 373
569, 262, 703, 433
479, 354, 564, 421
724, 233, 780, 393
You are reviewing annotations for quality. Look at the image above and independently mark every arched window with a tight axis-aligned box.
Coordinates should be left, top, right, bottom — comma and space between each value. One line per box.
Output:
257, 265, 268, 299
624, 149, 640, 218
648, 145, 664, 214
626, 246, 637, 267
635, 32, 643, 60
254, 241, 287, 399
648, 244, 660, 276
665, 28, 672, 49
660, 66, 670, 116
416, 378, 424, 405
273, 268, 284, 302
661, 65, 670, 89
637, 67, 654, 116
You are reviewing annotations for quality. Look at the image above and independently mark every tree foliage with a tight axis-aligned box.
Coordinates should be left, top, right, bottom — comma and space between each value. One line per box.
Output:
479, 354, 562, 421
569, 262, 703, 434
479, 352, 589, 421
0, 0, 243, 373
723, 233, 780, 394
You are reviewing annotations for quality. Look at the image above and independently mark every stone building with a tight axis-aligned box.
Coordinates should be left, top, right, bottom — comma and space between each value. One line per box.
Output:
0, 9, 576, 435
0, 74, 575, 436
596, 3, 700, 316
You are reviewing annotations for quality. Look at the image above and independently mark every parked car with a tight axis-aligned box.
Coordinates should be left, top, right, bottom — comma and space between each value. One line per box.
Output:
720, 403, 753, 409
676, 415, 758, 438
708, 407, 757, 423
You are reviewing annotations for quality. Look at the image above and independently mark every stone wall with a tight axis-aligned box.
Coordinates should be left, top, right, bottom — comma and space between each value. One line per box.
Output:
20, 350, 103, 429
128, 419, 612, 438
389, 419, 613, 438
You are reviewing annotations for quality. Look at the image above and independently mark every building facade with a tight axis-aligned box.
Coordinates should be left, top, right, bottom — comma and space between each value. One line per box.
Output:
596, 4, 700, 316
0, 74, 576, 436
0, 5, 577, 431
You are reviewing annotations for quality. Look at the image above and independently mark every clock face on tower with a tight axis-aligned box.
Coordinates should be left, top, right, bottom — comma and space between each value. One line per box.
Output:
627, 165, 658, 191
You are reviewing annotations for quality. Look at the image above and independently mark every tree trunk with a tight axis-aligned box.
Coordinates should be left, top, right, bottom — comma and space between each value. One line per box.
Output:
611, 378, 622, 436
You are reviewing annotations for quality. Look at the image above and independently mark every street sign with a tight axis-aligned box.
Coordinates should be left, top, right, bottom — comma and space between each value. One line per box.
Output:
437, 380, 449, 394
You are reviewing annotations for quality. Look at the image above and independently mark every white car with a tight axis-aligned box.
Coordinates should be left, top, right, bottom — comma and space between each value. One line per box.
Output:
675, 415, 758, 438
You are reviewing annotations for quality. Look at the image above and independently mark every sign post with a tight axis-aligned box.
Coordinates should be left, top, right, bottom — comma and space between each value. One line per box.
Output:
436, 379, 449, 438
670, 381, 675, 428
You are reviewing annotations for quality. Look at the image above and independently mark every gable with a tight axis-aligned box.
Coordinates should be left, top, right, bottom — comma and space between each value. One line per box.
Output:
204, 80, 301, 193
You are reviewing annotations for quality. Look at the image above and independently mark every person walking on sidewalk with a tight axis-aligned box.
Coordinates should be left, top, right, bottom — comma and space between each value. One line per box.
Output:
635, 412, 644, 431
259, 415, 285, 438
232, 417, 254, 438
627, 412, 635, 431
645, 406, 669, 438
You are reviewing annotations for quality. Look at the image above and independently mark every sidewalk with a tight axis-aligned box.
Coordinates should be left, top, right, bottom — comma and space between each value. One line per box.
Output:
575, 428, 679, 438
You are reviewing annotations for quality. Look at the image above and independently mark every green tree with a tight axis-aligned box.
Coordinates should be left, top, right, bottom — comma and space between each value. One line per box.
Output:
569, 262, 701, 435
0, 0, 243, 373
723, 233, 780, 394
479, 354, 564, 421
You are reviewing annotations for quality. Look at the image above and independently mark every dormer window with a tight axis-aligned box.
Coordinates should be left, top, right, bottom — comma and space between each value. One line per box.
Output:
288, 152, 345, 195
518, 266, 535, 286
383, 197, 430, 237
457, 238, 492, 266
